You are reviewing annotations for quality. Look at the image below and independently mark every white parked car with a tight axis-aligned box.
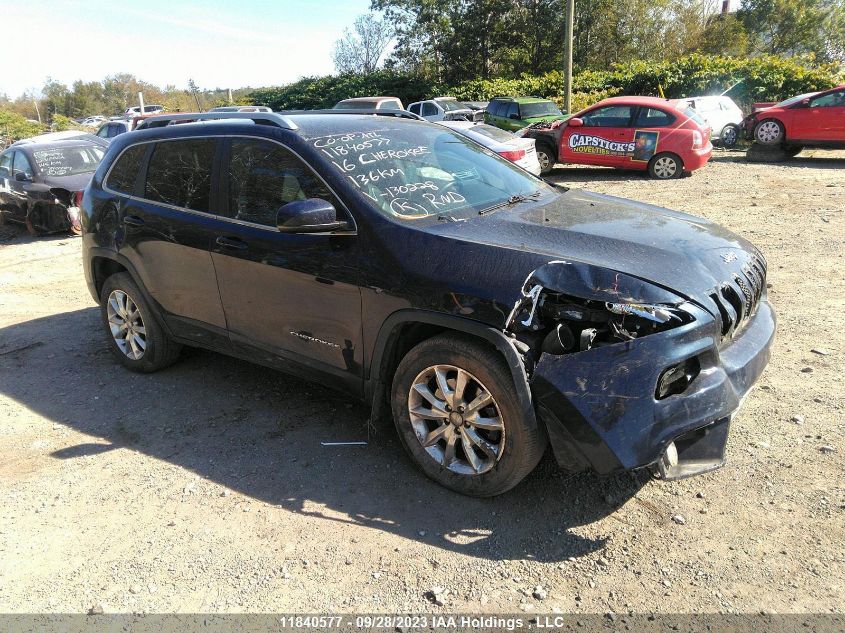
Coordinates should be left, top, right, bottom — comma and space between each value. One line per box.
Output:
409, 97, 478, 122
438, 121, 541, 176
124, 104, 165, 116
679, 96, 744, 147
80, 116, 107, 128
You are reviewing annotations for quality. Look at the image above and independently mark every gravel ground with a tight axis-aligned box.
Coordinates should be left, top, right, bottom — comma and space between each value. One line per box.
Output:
0, 149, 843, 615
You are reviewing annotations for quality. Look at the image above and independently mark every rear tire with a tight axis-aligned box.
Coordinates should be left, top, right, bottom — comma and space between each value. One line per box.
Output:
99, 272, 182, 373
720, 124, 739, 148
391, 334, 546, 497
648, 152, 682, 179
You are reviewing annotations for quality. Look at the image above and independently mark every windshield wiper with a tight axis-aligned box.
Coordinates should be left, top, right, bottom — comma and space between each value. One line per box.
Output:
479, 190, 542, 215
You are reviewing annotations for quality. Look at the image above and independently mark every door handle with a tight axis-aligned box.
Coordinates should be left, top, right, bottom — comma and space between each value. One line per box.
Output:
215, 236, 249, 251
123, 215, 144, 227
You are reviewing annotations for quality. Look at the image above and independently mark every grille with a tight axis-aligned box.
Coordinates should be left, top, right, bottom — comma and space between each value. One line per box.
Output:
710, 254, 767, 341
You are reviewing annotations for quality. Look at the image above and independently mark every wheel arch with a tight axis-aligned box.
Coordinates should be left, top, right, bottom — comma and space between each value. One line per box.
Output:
366, 310, 539, 435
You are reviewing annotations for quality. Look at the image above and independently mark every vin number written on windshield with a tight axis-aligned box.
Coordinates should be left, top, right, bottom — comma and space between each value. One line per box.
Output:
309, 131, 466, 217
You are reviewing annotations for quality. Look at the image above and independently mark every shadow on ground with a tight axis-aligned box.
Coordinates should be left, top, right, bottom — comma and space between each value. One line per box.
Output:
1, 310, 648, 563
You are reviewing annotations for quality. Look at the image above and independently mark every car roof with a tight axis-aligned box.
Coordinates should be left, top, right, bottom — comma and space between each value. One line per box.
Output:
338, 97, 399, 103
493, 96, 552, 104
596, 95, 682, 108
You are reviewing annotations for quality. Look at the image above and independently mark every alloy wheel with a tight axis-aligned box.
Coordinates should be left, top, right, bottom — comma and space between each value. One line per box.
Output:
722, 126, 737, 146
408, 364, 505, 475
653, 156, 678, 179
537, 150, 552, 172
107, 289, 147, 360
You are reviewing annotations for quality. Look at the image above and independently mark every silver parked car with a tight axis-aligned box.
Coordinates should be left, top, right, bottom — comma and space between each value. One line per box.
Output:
438, 121, 541, 175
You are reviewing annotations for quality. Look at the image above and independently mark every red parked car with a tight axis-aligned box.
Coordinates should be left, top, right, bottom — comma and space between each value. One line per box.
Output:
743, 85, 845, 154
520, 96, 713, 179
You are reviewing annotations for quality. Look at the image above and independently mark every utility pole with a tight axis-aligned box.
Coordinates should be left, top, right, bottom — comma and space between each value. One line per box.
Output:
564, 0, 575, 114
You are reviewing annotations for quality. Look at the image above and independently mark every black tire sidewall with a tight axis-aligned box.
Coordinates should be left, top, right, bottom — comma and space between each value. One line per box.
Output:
99, 272, 174, 373
391, 336, 544, 496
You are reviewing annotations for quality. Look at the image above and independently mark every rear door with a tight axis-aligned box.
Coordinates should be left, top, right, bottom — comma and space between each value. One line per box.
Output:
113, 138, 230, 348
210, 136, 363, 394
560, 104, 635, 167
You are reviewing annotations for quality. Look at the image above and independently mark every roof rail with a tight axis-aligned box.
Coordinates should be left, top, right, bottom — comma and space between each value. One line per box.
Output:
135, 111, 298, 131
280, 108, 424, 121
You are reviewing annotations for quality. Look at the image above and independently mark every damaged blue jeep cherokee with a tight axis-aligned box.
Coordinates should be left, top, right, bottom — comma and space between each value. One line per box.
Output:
81, 111, 775, 497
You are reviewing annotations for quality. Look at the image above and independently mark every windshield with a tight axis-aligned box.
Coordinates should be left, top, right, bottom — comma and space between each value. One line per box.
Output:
437, 99, 467, 112
307, 123, 553, 220
520, 101, 562, 118
31, 145, 105, 176
775, 92, 818, 107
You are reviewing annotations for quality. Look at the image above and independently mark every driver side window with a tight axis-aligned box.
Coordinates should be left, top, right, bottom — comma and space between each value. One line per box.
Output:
581, 105, 634, 127
226, 138, 342, 227
13, 152, 33, 178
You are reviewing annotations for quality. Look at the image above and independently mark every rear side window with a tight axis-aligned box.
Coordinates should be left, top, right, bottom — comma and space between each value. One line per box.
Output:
505, 103, 519, 118
409, 103, 421, 115
488, 100, 504, 117
106, 144, 147, 195
634, 107, 676, 128
226, 138, 339, 227
145, 139, 215, 212
0, 152, 12, 177
684, 107, 707, 127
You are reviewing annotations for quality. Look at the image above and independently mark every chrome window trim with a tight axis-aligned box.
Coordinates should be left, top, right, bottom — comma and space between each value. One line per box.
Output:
102, 134, 357, 235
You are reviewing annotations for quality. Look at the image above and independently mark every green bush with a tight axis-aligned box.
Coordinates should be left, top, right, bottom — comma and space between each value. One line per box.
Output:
0, 110, 44, 143
249, 55, 843, 113
50, 114, 86, 132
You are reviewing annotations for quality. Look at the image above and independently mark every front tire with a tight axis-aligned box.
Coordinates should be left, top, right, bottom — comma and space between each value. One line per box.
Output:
648, 152, 682, 179
391, 334, 546, 496
754, 119, 785, 146
535, 143, 556, 175
99, 272, 182, 373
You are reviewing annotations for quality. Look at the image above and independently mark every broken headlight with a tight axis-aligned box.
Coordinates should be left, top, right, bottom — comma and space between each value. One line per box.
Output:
509, 287, 693, 355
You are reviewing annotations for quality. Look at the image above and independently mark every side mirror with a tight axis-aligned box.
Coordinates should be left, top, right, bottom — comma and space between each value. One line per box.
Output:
15, 172, 31, 182
567, 117, 584, 127
276, 198, 350, 234
509, 113, 520, 120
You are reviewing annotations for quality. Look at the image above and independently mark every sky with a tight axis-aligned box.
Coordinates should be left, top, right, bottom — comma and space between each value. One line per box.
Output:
2, 0, 374, 98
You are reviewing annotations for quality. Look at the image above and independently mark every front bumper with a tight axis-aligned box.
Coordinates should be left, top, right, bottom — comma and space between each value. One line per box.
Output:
530, 299, 775, 477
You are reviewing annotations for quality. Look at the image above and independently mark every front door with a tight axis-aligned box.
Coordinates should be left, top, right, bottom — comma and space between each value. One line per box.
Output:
210, 137, 363, 394
0, 150, 14, 215
116, 138, 230, 348
560, 104, 635, 167
792, 89, 845, 141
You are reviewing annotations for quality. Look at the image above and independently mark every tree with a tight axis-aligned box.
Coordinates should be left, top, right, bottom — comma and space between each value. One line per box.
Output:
738, 0, 845, 62
332, 14, 394, 74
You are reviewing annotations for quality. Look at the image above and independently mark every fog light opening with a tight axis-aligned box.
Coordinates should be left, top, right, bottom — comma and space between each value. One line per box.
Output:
656, 357, 700, 399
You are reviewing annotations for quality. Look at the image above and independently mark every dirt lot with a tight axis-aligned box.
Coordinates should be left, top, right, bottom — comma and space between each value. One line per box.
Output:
1, 149, 843, 615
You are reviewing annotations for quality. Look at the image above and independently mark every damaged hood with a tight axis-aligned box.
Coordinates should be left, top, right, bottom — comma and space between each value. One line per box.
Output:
432, 188, 765, 311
